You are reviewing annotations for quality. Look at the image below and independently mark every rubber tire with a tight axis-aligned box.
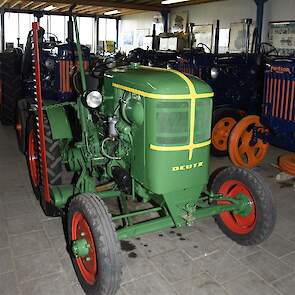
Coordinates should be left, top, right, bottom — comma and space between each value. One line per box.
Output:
211, 166, 276, 246
0, 51, 23, 125
68, 193, 122, 295
26, 114, 62, 216
211, 108, 243, 157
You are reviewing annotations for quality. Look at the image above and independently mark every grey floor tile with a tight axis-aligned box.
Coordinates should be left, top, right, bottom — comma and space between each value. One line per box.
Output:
260, 233, 295, 258
239, 250, 293, 283
223, 272, 281, 295
280, 251, 295, 268
60, 256, 79, 284
42, 218, 65, 238
20, 272, 73, 295
173, 273, 230, 295
273, 273, 295, 295
274, 217, 295, 240
6, 214, 42, 236
122, 248, 156, 284
175, 231, 218, 259
0, 272, 20, 295
2, 200, 36, 219
0, 190, 30, 204
228, 243, 261, 259
0, 219, 9, 249
123, 273, 177, 295
132, 233, 176, 258
197, 250, 248, 284
50, 235, 69, 260
15, 249, 63, 283
0, 248, 14, 274
191, 218, 224, 240
150, 249, 202, 283
10, 230, 51, 257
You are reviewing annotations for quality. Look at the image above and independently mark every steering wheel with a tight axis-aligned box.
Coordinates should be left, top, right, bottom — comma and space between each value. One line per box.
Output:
91, 57, 117, 78
258, 42, 278, 57
196, 42, 212, 53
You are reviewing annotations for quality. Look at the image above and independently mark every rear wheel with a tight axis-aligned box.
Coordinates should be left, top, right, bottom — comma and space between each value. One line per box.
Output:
211, 108, 243, 157
68, 193, 122, 295
211, 166, 276, 245
26, 113, 62, 215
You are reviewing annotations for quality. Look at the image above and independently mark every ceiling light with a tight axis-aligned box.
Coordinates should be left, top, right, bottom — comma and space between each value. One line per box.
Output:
104, 9, 121, 15
44, 5, 56, 11
161, 0, 190, 4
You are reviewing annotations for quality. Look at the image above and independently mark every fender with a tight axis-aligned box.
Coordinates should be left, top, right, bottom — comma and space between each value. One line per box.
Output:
45, 106, 73, 140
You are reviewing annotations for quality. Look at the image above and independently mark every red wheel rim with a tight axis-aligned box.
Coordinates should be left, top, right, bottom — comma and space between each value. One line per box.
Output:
218, 180, 256, 234
72, 212, 97, 285
212, 117, 237, 152
28, 129, 40, 187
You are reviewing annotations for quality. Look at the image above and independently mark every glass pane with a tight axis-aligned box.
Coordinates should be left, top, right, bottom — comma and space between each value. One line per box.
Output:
50, 15, 66, 43
4, 13, 18, 48
79, 17, 94, 51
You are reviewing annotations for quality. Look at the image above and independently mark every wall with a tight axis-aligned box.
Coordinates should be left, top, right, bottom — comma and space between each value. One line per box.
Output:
120, 0, 295, 52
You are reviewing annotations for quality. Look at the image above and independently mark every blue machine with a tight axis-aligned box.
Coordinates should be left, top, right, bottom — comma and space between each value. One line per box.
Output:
261, 57, 295, 151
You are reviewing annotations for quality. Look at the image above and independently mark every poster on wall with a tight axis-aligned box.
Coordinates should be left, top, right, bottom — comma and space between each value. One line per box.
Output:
193, 24, 213, 51
170, 11, 188, 33
229, 22, 256, 53
135, 29, 150, 48
268, 21, 295, 56
123, 31, 134, 46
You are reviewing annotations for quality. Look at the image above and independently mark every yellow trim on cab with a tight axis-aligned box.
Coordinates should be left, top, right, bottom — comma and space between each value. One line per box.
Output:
112, 67, 213, 160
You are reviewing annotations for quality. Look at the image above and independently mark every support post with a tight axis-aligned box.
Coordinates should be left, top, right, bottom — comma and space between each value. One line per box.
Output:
161, 10, 169, 33
96, 16, 99, 52
255, 0, 268, 51
116, 18, 119, 49
0, 10, 4, 52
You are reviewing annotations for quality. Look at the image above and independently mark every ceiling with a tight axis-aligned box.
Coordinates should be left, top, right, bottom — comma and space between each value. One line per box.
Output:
0, 0, 222, 17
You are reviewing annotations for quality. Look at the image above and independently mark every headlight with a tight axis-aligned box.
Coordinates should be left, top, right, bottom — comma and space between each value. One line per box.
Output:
86, 91, 103, 108
210, 67, 219, 79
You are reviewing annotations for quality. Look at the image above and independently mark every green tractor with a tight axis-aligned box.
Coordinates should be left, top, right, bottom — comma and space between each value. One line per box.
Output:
27, 20, 276, 295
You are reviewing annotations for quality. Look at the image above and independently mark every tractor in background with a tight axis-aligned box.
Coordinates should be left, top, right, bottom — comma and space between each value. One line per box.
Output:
229, 56, 295, 169
16, 15, 91, 153
0, 48, 23, 125
26, 18, 276, 295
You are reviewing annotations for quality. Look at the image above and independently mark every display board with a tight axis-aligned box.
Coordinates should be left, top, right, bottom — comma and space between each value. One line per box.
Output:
193, 24, 213, 51
229, 22, 255, 53
268, 21, 295, 56
170, 11, 188, 33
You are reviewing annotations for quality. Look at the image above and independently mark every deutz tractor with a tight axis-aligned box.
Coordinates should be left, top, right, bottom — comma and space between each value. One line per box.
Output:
27, 19, 276, 295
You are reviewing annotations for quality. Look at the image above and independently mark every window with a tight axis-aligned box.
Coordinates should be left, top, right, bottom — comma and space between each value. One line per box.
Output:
219, 28, 230, 53
49, 15, 66, 43
4, 13, 18, 48
78, 17, 95, 51
98, 18, 117, 42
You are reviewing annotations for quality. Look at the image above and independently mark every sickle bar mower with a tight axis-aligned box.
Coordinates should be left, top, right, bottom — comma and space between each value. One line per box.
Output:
24, 19, 276, 295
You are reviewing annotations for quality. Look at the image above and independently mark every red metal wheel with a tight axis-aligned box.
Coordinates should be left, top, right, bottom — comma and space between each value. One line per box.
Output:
218, 179, 256, 235
229, 115, 269, 168
72, 212, 97, 286
212, 117, 237, 153
28, 129, 40, 187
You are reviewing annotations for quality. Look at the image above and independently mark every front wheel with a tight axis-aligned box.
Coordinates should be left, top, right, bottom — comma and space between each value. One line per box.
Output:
68, 193, 122, 295
211, 166, 276, 245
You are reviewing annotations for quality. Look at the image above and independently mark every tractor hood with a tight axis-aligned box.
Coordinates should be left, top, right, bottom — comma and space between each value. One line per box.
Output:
104, 65, 213, 99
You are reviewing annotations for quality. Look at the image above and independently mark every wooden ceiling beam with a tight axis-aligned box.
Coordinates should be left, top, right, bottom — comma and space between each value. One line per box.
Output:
30, 0, 165, 11
21, 1, 34, 9
10, 0, 22, 8
0, 0, 9, 8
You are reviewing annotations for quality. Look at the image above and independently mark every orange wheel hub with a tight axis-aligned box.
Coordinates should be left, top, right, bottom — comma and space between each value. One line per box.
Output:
212, 117, 237, 152
278, 153, 295, 176
229, 115, 269, 169
28, 129, 40, 187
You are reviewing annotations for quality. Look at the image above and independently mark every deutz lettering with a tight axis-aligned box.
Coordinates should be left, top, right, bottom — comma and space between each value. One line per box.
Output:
172, 162, 204, 172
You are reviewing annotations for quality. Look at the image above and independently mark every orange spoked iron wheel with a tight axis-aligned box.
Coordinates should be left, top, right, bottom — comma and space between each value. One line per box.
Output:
229, 115, 269, 169
278, 153, 295, 176
212, 117, 237, 154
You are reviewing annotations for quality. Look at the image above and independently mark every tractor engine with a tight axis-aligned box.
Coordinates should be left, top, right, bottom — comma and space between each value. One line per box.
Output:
101, 65, 213, 196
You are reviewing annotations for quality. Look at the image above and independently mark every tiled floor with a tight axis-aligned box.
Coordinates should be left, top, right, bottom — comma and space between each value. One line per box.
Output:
1, 124, 295, 295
